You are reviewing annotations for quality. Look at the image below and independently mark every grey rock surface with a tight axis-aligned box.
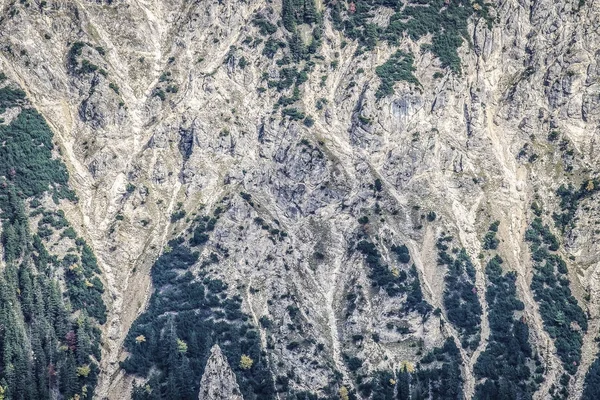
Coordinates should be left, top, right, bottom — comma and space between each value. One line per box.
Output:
0, 0, 599, 398
198, 345, 244, 400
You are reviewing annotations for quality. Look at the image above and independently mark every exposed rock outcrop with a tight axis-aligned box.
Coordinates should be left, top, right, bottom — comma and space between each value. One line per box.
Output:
1, 0, 599, 398
198, 345, 243, 400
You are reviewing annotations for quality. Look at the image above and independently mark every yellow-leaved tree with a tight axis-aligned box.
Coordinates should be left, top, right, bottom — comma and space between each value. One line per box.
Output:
77, 365, 90, 377
239, 354, 254, 370
176, 339, 188, 353
586, 180, 595, 192
401, 360, 415, 373
339, 386, 349, 400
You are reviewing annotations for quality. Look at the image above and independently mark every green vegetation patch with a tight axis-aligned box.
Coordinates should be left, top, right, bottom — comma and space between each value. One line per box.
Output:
583, 357, 600, 400
482, 221, 500, 250
0, 84, 26, 114
375, 50, 419, 99
67, 42, 105, 76
553, 179, 600, 233
282, 0, 318, 31
0, 77, 104, 400
329, 0, 492, 73
249, 1, 323, 111
327, 0, 493, 98
0, 106, 75, 200
123, 209, 275, 400
413, 338, 465, 399
352, 339, 464, 399
474, 255, 540, 399
355, 235, 431, 316
526, 217, 587, 375
437, 237, 482, 350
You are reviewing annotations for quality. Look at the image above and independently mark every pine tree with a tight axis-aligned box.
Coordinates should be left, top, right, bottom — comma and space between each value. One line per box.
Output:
0, 79, 105, 400
2, 225, 18, 263
303, 0, 317, 24
397, 368, 410, 400
289, 32, 305, 61
59, 353, 78, 399
282, 0, 298, 32
18, 266, 34, 322
583, 358, 600, 399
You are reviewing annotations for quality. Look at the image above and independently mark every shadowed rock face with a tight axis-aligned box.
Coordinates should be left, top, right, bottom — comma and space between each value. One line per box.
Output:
1, 0, 600, 398
199, 345, 243, 400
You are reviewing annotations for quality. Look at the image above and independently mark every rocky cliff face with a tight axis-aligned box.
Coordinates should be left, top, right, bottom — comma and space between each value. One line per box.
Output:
198, 345, 244, 400
0, 0, 599, 399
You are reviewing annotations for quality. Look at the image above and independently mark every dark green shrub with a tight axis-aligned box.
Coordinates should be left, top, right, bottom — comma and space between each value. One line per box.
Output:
303, 115, 314, 127
526, 217, 587, 374
438, 241, 482, 348
375, 51, 419, 99
123, 212, 275, 399
474, 255, 538, 398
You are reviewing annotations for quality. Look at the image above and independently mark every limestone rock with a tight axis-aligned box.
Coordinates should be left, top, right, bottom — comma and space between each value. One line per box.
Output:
198, 345, 243, 400
1, 0, 600, 398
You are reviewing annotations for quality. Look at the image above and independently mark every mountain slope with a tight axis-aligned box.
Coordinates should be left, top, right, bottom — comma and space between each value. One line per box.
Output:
1, 0, 600, 399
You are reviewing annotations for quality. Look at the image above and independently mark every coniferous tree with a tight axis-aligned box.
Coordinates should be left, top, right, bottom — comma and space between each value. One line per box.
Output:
281, 0, 298, 32
397, 368, 410, 400
303, 0, 317, 24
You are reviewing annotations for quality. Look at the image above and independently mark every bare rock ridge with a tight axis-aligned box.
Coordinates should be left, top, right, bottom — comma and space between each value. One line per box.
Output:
198, 345, 244, 400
